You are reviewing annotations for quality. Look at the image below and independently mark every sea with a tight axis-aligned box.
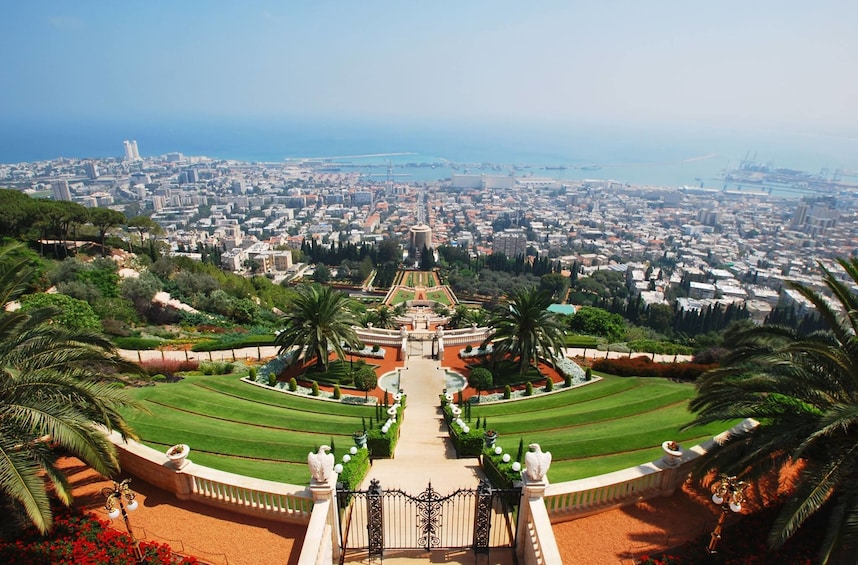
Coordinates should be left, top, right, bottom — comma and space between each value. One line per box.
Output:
3, 117, 858, 197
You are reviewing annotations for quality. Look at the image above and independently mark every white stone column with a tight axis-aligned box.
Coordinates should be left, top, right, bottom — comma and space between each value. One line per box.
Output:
309, 476, 341, 562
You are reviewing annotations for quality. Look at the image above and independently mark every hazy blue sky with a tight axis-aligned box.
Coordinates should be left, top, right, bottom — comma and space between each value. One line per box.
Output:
2, 1, 856, 134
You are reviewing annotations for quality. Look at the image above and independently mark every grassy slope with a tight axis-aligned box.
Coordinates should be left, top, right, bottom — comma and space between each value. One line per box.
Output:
122, 373, 734, 485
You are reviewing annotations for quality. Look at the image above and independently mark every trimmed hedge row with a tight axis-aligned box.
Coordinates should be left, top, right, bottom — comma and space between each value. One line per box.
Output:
191, 334, 276, 352
591, 356, 717, 382
441, 399, 484, 457
337, 446, 370, 491
366, 399, 405, 458
113, 336, 163, 350
481, 449, 522, 490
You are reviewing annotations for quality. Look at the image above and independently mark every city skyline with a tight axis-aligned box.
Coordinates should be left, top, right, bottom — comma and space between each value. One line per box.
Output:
1, 1, 857, 137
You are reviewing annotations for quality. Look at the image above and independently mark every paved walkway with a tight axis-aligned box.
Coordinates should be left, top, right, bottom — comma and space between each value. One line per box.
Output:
360, 341, 486, 494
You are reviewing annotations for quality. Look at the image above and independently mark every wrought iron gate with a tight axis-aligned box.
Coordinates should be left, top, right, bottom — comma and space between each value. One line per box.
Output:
406, 339, 423, 357
337, 479, 520, 561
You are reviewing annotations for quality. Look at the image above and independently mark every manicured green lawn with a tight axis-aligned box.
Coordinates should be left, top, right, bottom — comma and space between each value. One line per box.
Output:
121, 374, 376, 484
425, 289, 451, 304
471, 374, 735, 481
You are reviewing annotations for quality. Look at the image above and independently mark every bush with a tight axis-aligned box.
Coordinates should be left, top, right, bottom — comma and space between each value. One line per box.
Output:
503, 385, 511, 400
591, 357, 717, 381
249, 367, 257, 379
336, 447, 370, 491
441, 403, 485, 457
464, 344, 473, 353
311, 380, 320, 396
482, 449, 522, 490
268, 373, 277, 386
366, 400, 405, 458
199, 361, 234, 375
333, 384, 342, 399
585, 367, 592, 381
151, 374, 166, 382
564, 372, 572, 387
544, 378, 553, 392
289, 377, 298, 392
371, 344, 381, 353
113, 336, 162, 350
525, 382, 533, 397
139, 358, 199, 377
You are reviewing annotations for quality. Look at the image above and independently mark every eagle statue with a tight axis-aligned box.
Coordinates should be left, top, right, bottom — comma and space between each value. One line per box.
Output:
308, 445, 335, 483
524, 443, 552, 482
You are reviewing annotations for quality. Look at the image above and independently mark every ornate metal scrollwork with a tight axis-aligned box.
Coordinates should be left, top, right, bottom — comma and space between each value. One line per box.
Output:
367, 479, 384, 557
416, 483, 442, 550
473, 479, 493, 553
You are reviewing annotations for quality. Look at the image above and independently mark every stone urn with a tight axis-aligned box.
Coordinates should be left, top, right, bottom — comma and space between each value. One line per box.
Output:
661, 440, 682, 468
483, 430, 498, 448
353, 432, 368, 448
166, 443, 190, 469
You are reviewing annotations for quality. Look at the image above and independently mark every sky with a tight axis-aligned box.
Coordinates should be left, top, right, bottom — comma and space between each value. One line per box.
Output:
1, 1, 857, 136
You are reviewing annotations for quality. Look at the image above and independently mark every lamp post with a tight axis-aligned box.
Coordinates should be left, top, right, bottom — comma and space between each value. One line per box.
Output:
707, 474, 748, 554
102, 478, 144, 562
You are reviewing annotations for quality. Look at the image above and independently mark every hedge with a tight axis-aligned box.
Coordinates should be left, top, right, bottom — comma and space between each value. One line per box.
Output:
191, 334, 276, 352
113, 336, 163, 350
481, 449, 522, 490
591, 356, 717, 382
366, 398, 405, 458
441, 402, 484, 457
337, 446, 370, 491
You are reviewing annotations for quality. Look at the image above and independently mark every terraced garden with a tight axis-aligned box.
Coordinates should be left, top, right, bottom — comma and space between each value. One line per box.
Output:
470, 374, 733, 482
120, 374, 376, 485
120, 367, 731, 487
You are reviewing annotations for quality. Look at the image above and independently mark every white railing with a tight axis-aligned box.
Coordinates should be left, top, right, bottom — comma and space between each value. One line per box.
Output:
522, 497, 563, 565
543, 419, 757, 522
105, 430, 313, 525
298, 499, 334, 565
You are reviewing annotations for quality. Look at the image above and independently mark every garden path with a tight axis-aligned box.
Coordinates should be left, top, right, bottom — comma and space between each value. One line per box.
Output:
359, 340, 487, 494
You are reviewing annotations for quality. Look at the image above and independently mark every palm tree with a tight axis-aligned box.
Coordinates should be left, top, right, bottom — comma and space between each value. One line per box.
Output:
373, 305, 396, 329
275, 284, 360, 370
686, 257, 858, 563
0, 244, 142, 535
485, 286, 566, 375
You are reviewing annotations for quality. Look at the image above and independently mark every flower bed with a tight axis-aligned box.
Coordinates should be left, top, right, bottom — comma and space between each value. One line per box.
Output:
553, 356, 586, 383
345, 344, 386, 359
0, 504, 197, 564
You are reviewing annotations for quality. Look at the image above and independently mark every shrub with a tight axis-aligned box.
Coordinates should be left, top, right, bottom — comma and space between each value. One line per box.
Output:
268, 373, 277, 386
468, 367, 494, 398
525, 382, 533, 396
113, 336, 162, 350
564, 372, 572, 387
336, 446, 370, 491
464, 344, 473, 353
333, 384, 342, 399
151, 374, 166, 382
372, 344, 381, 352
544, 378, 553, 392
590, 357, 717, 381
503, 385, 511, 400
139, 358, 199, 377
289, 377, 298, 392
585, 367, 592, 381
249, 367, 257, 379
311, 380, 320, 396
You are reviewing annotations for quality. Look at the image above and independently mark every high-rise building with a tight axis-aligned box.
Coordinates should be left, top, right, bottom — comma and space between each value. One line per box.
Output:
50, 179, 71, 201
84, 161, 99, 179
123, 140, 140, 161
410, 224, 432, 257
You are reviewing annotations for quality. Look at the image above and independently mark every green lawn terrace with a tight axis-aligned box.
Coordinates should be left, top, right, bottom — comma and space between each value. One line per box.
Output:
384, 269, 457, 307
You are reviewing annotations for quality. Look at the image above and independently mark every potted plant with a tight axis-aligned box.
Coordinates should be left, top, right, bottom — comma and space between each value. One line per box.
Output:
661, 440, 682, 468
353, 431, 368, 448
483, 429, 498, 448
166, 443, 190, 469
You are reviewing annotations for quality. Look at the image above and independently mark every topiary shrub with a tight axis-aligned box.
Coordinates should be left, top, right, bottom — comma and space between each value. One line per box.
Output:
289, 377, 298, 392
268, 373, 276, 386
311, 380, 320, 396
372, 344, 381, 353
249, 367, 257, 380
564, 372, 572, 387
464, 344, 473, 353
333, 384, 342, 399
525, 381, 533, 397
503, 384, 511, 399
585, 367, 592, 381
544, 378, 553, 392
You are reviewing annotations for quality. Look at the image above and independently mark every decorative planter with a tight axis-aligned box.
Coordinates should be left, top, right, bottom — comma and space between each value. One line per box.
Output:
353, 432, 368, 448
483, 431, 498, 448
661, 440, 682, 468
166, 443, 190, 469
